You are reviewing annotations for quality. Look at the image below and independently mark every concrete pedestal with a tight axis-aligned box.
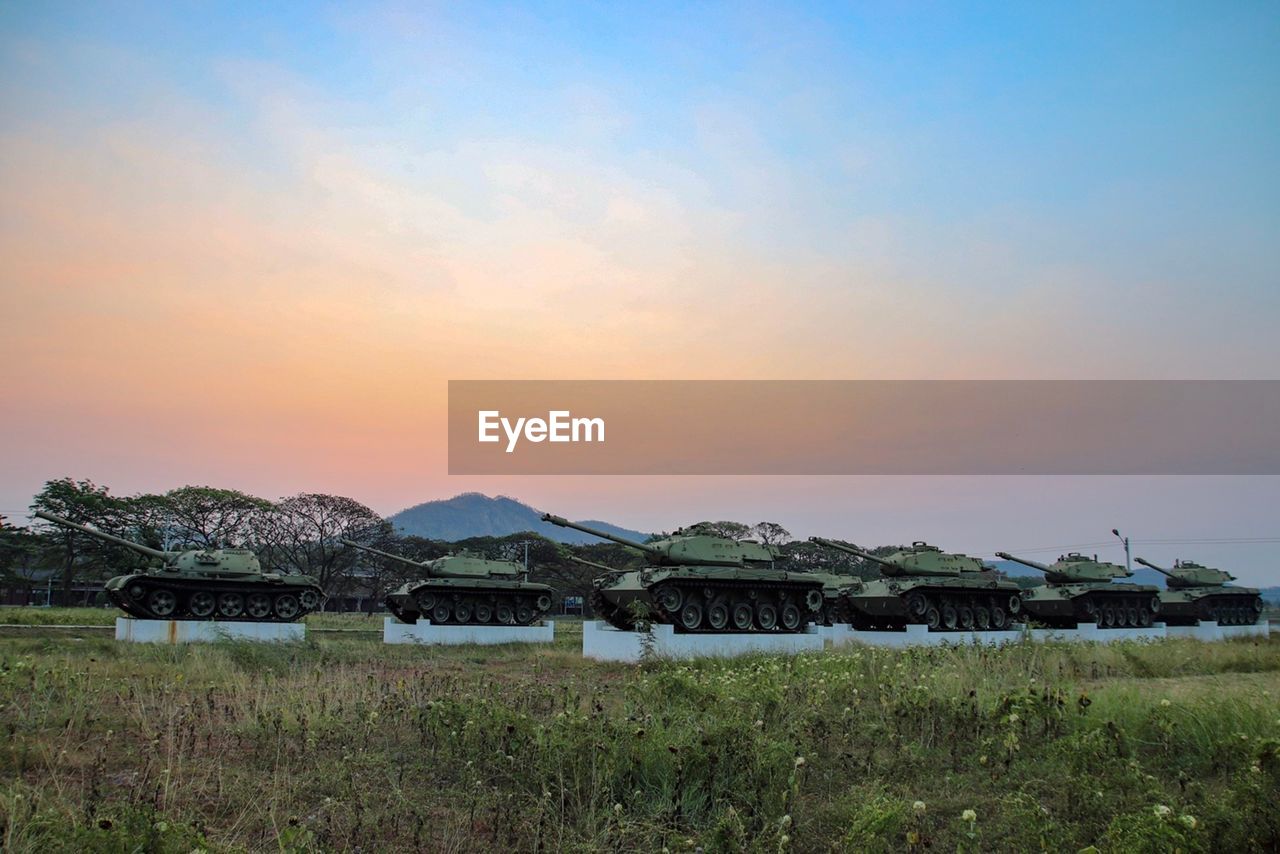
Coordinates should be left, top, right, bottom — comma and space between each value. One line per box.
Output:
826, 622, 1025, 649
1028, 623, 1166, 644
1164, 621, 1270, 642
383, 617, 554, 645
582, 620, 823, 663
115, 618, 305, 644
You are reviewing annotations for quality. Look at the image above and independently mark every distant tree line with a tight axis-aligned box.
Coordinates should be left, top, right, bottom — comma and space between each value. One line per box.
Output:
0, 478, 986, 611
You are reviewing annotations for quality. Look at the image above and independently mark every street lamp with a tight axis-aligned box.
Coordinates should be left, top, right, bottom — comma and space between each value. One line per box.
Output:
1111, 528, 1131, 574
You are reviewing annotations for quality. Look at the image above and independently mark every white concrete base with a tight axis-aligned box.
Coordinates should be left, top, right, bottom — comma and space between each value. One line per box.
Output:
1164, 621, 1271, 642
826, 622, 1025, 649
115, 617, 305, 644
582, 620, 823, 663
382, 617, 554, 645
1029, 623, 1166, 644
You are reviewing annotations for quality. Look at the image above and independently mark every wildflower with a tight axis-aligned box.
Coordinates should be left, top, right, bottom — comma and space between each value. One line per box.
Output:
961, 809, 977, 822
906, 830, 920, 844
614, 803, 623, 815
1160, 699, 1171, 708
780, 814, 792, 828
1180, 815, 1197, 830
780, 834, 791, 846
979, 755, 988, 766
913, 801, 927, 814
793, 756, 806, 768
155, 821, 169, 833
1007, 713, 1020, 724
1153, 804, 1173, 818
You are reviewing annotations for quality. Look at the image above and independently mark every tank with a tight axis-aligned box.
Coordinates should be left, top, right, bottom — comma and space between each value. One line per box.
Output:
543, 514, 825, 633
995, 551, 1161, 628
811, 538, 1024, 631
342, 540, 554, 626
34, 510, 323, 621
1135, 557, 1263, 626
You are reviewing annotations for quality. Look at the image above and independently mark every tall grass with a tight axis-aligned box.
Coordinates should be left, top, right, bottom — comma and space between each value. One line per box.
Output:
0, 625, 1277, 851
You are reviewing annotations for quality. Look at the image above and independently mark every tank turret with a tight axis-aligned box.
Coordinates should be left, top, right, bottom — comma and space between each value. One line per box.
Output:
811, 538, 985, 577
341, 538, 552, 625
541, 512, 822, 634
34, 511, 322, 621
542, 514, 780, 567
810, 536, 1023, 631
996, 551, 1130, 584
1135, 557, 1234, 589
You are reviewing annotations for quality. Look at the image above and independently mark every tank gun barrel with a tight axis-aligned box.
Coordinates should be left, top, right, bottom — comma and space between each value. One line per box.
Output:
1134, 557, 1177, 580
33, 510, 172, 561
569, 555, 627, 573
340, 539, 427, 569
808, 537, 892, 567
994, 551, 1050, 573
541, 513, 659, 555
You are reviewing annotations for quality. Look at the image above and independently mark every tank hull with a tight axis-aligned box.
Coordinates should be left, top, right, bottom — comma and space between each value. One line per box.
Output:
104, 573, 323, 622
593, 567, 825, 633
1019, 583, 1162, 628
839, 577, 1026, 631
385, 578, 555, 626
1156, 587, 1263, 626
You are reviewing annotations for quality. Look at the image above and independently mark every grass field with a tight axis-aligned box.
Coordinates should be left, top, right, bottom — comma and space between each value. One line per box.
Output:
1, 610, 1277, 852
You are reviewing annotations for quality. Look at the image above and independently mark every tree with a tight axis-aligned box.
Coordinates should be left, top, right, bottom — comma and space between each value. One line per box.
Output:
257, 493, 389, 597
686, 520, 751, 540
30, 478, 128, 604
156, 486, 274, 548
750, 522, 792, 545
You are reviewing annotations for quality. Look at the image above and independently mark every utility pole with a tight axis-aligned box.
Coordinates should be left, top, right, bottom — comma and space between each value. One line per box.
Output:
1111, 528, 1131, 574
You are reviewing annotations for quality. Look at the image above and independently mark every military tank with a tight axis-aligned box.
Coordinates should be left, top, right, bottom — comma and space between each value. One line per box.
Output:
342, 540, 554, 626
810, 538, 1024, 631
542, 514, 825, 633
34, 510, 323, 621
1135, 557, 1263, 626
995, 551, 1161, 628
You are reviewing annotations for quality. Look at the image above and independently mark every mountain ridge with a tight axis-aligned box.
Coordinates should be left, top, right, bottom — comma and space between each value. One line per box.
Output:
388, 493, 651, 544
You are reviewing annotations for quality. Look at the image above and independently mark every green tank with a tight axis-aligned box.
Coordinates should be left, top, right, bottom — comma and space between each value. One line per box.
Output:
995, 551, 1161, 628
1135, 557, 1263, 626
810, 538, 1024, 631
343, 540, 554, 626
34, 510, 323, 622
543, 514, 825, 633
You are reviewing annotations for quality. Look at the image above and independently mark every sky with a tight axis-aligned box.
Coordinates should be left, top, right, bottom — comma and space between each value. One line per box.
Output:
1, 2, 1278, 582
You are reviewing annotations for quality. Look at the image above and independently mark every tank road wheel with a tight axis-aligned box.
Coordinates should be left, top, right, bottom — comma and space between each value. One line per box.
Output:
243, 593, 270, 619
990, 606, 1008, 630
755, 603, 778, 631
1082, 600, 1098, 622
147, 589, 177, 618
731, 603, 754, 631
1007, 594, 1022, 615
805, 589, 824, 612
454, 601, 474, 623
1126, 606, 1140, 628
707, 603, 730, 631
217, 593, 244, 618
780, 602, 803, 632
273, 594, 300, 621
431, 602, 452, 625
516, 603, 535, 624
474, 603, 493, 623
299, 589, 321, 611
905, 592, 929, 617
188, 591, 216, 618
417, 593, 438, 612
941, 603, 958, 631
655, 586, 683, 614
925, 606, 941, 630
129, 584, 146, 600
1101, 604, 1116, 628
678, 602, 703, 631
496, 603, 515, 625
536, 593, 553, 613
1138, 605, 1153, 628
958, 605, 975, 631
974, 605, 991, 630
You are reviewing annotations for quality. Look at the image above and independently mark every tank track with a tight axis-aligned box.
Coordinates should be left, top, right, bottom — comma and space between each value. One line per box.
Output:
1160, 592, 1265, 626
590, 587, 636, 631
648, 578, 826, 634
847, 588, 1025, 632
395, 585, 554, 627
1029, 590, 1162, 629
107, 576, 323, 623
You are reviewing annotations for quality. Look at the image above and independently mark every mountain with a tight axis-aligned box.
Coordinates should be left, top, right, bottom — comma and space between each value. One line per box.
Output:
388, 493, 651, 545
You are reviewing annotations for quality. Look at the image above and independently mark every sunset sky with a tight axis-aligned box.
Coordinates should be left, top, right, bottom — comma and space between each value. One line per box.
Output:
2, 3, 1278, 581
